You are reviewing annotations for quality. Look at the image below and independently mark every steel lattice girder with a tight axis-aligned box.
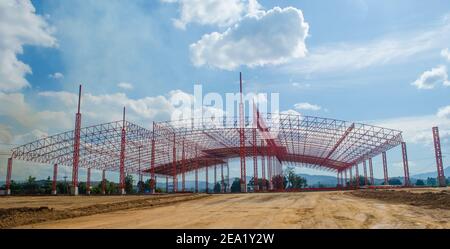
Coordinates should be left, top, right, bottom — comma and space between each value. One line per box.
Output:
11, 113, 403, 176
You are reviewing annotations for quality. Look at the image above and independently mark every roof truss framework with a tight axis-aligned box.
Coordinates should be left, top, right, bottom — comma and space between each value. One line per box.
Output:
11, 114, 403, 176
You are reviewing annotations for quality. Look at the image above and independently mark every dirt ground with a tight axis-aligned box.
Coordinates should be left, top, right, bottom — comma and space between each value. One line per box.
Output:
1, 188, 448, 229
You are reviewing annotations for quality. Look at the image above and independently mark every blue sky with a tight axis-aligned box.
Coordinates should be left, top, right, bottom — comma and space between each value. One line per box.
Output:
1, 0, 450, 182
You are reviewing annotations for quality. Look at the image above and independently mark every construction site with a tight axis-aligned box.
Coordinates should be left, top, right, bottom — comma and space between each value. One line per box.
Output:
1, 73, 449, 229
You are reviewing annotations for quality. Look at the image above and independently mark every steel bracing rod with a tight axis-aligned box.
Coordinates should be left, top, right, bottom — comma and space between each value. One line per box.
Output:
382, 151, 389, 185
363, 160, 368, 186
401, 142, 410, 186
368, 158, 374, 185
432, 127, 446, 187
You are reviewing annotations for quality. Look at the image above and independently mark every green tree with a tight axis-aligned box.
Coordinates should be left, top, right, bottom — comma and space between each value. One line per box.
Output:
24, 176, 38, 194
213, 183, 221, 193
426, 177, 437, 186
78, 182, 87, 194
272, 175, 286, 190
388, 178, 402, 185
415, 179, 425, 186
230, 178, 241, 192
125, 175, 134, 194
137, 180, 145, 193
285, 167, 307, 189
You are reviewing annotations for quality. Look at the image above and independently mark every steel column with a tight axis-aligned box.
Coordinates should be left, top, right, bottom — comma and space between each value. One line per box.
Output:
261, 141, 266, 191
205, 162, 209, 193
52, 163, 58, 195
166, 176, 169, 193
382, 151, 389, 185
368, 158, 374, 185
239, 72, 247, 193
119, 107, 126, 195
267, 146, 273, 190
432, 127, 446, 187
72, 85, 82, 196
150, 135, 156, 194
349, 167, 353, 187
227, 161, 230, 192
344, 169, 348, 187
252, 128, 259, 191
195, 147, 199, 193
172, 134, 177, 192
363, 160, 368, 186
86, 168, 91, 195
182, 140, 186, 192
214, 164, 217, 192
102, 170, 106, 195
355, 164, 360, 188
6, 158, 12, 195
401, 142, 410, 186
221, 163, 225, 193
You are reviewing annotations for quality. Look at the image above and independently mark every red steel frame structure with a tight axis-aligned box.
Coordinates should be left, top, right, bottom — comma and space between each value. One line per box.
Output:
7, 74, 429, 195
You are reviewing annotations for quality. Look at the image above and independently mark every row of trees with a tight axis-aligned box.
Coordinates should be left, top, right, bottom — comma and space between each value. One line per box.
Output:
1, 175, 164, 195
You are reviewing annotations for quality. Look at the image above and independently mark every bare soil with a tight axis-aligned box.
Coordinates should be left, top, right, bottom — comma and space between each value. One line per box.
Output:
349, 189, 450, 210
0, 194, 208, 228
2, 188, 449, 229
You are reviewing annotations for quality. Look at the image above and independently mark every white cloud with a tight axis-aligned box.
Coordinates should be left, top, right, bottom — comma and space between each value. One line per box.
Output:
411, 65, 450, 89
371, 113, 450, 146
292, 82, 311, 89
190, 6, 309, 70
281, 109, 301, 116
441, 48, 450, 61
48, 72, 64, 79
164, 0, 261, 30
284, 20, 450, 74
117, 82, 133, 90
437, 105, 450, 119
294, 102, 321, 111
0, 0, 56, 91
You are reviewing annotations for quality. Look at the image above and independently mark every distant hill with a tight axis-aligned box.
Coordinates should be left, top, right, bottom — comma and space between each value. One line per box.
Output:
411, 166, 450, 179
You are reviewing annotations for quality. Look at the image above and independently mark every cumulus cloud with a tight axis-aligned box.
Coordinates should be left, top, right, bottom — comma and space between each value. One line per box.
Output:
441, 48, 450, 61
190, 6, 309, 70
437, 105, 450, 119
411, 65, 450, 89
117, 82, 133, 90
281, 109, 301, 116
163, 0, 261, 29
48, 72, 64, 79
0, 0, 56, 91
294, 102, 321, 111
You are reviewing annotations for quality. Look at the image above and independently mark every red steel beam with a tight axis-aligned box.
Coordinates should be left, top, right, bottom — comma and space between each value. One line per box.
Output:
261, 141, 266, 191
205, 160, 209, 193
221, 163, 225, 193
401, 142, 410, 186
72, 84, 82, 195
195, 147, 199, 192
432, 127, 446, 187
382, 151, 389, 185
325, 123, 355, 161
